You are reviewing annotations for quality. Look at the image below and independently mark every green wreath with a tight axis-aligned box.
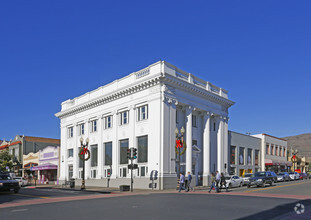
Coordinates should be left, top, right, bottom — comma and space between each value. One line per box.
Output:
79, 147, 90, 161
175, 141, 186, 155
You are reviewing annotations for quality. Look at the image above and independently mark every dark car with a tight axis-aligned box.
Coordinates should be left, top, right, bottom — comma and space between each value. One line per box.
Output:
269, 171, 278, 183
0, 173, 20, 193
299, 173, 308, 180
247, 171, 274, 188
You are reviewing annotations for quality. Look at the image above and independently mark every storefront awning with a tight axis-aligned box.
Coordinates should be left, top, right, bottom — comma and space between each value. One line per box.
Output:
31, 163, 58, 171
265, 159, 292, 166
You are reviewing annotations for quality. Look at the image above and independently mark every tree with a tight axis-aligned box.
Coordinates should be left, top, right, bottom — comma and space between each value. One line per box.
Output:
0, 148, 13, 172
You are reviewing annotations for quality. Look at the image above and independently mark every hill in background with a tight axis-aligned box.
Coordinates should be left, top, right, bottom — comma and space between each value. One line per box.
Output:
283, 133, 311, 158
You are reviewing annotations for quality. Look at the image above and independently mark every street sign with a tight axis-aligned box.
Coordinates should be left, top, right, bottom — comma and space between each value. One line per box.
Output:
128, 164, 138, 169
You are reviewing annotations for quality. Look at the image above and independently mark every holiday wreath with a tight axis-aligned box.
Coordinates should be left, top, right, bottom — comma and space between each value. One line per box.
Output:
175, 139, 186, 155
79, 147, 90, 161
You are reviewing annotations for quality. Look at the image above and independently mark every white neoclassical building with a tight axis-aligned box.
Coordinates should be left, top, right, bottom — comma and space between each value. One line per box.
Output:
55, 61, 234, 189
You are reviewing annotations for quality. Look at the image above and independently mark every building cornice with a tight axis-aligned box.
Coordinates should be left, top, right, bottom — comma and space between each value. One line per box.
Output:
55, 75, 161, 119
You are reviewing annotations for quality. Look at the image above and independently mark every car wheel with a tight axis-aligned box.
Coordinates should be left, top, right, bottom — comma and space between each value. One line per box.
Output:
239, 182, 242, 187
14, 189, 19, 193
270, 181, 273, 186
262, 181, 265, 187
247, 184, 250, 188
229, 183, 232, 189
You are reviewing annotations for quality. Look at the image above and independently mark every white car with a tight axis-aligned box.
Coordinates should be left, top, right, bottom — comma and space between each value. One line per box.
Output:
242, 173, 253, 186
225, 175, 244, 188
288, 172, 299, 180
14, 177, 28, 186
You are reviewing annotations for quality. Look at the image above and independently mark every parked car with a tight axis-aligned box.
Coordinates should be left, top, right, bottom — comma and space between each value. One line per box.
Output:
277, 172, 290, 182
299, 173, 308, 180
247, 171, 274, 188
0, 172, 20, 193
224, 175, 244, 188
289, 172, 300, 180
268, 171, 278, 183
242, 173, 253, 186
14, 177, 28, 186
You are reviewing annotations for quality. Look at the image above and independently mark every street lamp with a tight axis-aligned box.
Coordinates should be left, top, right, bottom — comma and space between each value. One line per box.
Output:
175, 126, 185, 188
291, 149, 298, 172
80, 137, 89, 190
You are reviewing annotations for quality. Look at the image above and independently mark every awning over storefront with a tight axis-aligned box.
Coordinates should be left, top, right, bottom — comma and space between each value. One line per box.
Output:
265, 159, 292, 166
31, 163, 58, 171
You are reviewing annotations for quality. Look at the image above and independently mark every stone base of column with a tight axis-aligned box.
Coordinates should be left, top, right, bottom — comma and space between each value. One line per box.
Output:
203, 174, 211, 186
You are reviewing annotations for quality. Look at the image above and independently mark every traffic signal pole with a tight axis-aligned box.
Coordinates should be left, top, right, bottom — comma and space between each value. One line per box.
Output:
131, 156, 133, 192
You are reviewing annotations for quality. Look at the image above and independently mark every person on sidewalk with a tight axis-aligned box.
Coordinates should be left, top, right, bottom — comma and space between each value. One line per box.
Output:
186, 172, 194, 192
219, 172, 229, 192
208, 173, 218, 193
178, 172, 185, 192
216, 171, 221, 193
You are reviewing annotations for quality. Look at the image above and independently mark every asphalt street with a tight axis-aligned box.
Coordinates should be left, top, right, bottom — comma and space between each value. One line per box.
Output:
0, 179, 310, 220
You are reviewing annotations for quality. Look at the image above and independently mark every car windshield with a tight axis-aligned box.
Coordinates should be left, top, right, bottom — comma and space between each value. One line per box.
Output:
289, 172, 294, 174
0, 174, 12, 180
225, 177, 231, 180
278, 173, 285, 176
254, 172, 265, 177
244, 174, 252, 177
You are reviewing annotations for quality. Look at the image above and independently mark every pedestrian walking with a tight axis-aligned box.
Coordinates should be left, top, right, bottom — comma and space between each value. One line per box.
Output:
178, 172, 185, 192
208, 173, 218, 193
186, 172, 194, 192
216, 171, 221, 193
219, 173, 229, 192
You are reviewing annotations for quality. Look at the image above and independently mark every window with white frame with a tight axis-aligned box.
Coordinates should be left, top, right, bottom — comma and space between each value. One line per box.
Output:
91, 120, 97, 132
120, 111, 129, 125
79, 123, 85, 136
137, 135, 148, 163
120, 167, 127, 177
68, 149, 73, 158
68, 127, 73, 138
192, 115, 197, 127
104, 115, 112, 129
91, 169, 97, 179
137, 105, 148, 121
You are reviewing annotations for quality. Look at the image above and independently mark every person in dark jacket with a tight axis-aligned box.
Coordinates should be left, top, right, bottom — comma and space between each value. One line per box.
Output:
219, 172, 229, 192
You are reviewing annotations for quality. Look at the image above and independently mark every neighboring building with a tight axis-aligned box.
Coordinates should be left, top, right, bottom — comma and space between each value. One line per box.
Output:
228, 131, 261, 176
33, 146, 60, 184
0, 139, 12, 151
23, 152, 39, 179
8, 135, 60, 176
252, 133, 291, 173
55, 61, 234, 189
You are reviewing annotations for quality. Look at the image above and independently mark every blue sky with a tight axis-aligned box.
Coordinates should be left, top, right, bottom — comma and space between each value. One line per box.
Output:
0, 0, 310, 140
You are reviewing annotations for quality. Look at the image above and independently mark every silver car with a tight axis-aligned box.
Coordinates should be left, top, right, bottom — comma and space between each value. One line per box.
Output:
242, 173, 254, 185
277, 172, 290, 182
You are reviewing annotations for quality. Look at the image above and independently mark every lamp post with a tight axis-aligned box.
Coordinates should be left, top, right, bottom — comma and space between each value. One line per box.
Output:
175, 126, 185, 188
80, 137, 89, 190
291, 149, 298, 172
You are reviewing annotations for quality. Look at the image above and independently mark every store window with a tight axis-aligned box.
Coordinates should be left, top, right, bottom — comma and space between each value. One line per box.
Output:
247, 149, 252, 165
91, 145, 98, 167
239, 147, 244, 165
120, 139, 129, 164
230, 146, 236, 165
104, 142, 112, 166
255, 150, 259, 166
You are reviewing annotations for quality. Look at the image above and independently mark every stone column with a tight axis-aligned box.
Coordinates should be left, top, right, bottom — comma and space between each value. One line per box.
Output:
223, 117, 229, 175
169, 99, 177, 175
186, 106, 192, 174
203, 111, 211, 186
217, 116, 224, 173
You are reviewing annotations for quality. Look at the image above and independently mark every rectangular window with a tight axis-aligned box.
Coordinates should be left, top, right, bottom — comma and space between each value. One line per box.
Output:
247, 149, 252, 165
230, 146, 236, 165
283, 148, 286, 157
68, 165, 73, 179
91, 170, 97, 179
275, 146, 278, 156
79, 124, 85, 136
68, 149, 73, 158
137, 135, 148, 163
141, 166, 146, 177
137, 105, 148, 121
279, 147, 282, 157
68, 127, 73, 138
104, 142, 112, 166
255, 150, 259, 166
91, 120, 97, 132
120, 111, 129, 125
192, 115, 197, 127
239, 147, 244, 165
104, 116, 112, 129
91, 145, 98, 167
120, 139, 129, 164
266, 144, 269, 154
270, 144, 274, 155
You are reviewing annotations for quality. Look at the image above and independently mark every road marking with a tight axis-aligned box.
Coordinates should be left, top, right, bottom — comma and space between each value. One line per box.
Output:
10, 193, 49, 199
11, 208, 28, 212
245, 181, 308, 193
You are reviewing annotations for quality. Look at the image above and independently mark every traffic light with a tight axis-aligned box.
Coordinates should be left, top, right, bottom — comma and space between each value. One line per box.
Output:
133, 148, 137, 159
127, 148, 131, 159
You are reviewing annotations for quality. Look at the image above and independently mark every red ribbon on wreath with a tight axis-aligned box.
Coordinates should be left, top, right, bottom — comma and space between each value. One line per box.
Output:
81, 147, 88, 155
176, 140, 183, 148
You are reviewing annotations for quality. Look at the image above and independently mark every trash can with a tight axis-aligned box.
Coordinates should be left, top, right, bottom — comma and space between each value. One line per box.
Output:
70, 178, 75, 188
